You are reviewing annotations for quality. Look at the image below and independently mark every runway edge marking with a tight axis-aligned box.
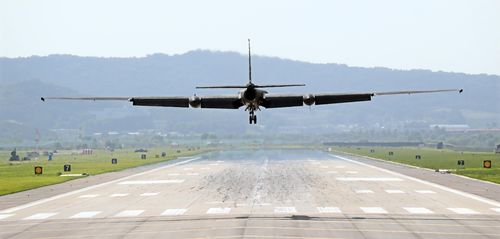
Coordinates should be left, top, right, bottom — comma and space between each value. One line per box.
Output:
0, 157, 201, 214
330, 154, 500, 207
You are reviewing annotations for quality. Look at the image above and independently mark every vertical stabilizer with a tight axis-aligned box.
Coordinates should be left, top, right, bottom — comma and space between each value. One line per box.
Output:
248, 39, 252, 84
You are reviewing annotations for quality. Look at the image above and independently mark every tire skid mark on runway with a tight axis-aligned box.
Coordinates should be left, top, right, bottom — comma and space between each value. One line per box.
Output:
331, 154, 500, 207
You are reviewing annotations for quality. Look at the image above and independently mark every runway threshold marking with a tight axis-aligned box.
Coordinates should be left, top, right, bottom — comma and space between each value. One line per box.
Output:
161, 209, 187, 216
23, 213, 58, 220
110, 193, 128, 197
118, 180, 184, 185
0, 214, 14, 220
415, 190, 436, 194
360, 207, 387, 214
385, 190, 405, 194
447, 208, 479, 214
274, 207, 297, 213
114, 210, 144, 217
206, 208, 231, 214
331, 154, 500, 207
317, 207, 341, 213
140, 192, 159, 196
70, 211, 101, 219
78, 194, 99, 198
355, 189, 374, 194
336, 177, 402, 182
0, 156, 201, 214
403, 207, 434, 214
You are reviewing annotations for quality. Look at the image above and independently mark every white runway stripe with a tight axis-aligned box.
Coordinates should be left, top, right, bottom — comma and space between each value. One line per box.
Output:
206, 208, 231, 214
337, 177, 402, 182
491, 208, 500, 213
114, 210, 144, 217
415, 190, 436, 194
320, 166, 329, 168
110, 193, 128, 197
345, 171, 359, 174
24, 213, 58, 220
335, 166, 346, 168
186, 173, 199, 176
385, 190, 405, 194
327, 171, 338, 174
317, 207, 341, 213
140, 192, 159, 196
355, 189, 374, 194
168, 173, 180, 176
447, 208, 479, 214
70, 211, 101, 219
183, 168, 193, 171
274, 207, 297, 213
79, 194, 98, 198
161, 209, 187, 216
118, 180, 184, 185
403, 207, 434, 214
360, 207, 387, 214
0, 214, 14, 220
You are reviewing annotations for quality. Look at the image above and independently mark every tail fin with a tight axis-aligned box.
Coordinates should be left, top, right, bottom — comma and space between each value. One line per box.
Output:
248, 39, 252, 84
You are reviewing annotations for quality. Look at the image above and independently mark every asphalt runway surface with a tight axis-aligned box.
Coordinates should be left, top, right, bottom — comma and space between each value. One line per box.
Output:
1, 150, 499, 239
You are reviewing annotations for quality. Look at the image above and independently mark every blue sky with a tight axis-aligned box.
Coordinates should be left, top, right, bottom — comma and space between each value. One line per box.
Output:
1, 0, 499, 75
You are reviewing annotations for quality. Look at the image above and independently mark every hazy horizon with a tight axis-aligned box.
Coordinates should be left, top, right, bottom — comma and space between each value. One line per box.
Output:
1, 0, 499, 75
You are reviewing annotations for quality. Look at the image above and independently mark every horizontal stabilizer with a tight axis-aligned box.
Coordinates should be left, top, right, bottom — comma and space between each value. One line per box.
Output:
196, 83, 305, 89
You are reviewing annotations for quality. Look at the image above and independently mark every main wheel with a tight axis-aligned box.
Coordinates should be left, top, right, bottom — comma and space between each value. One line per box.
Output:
249, 115, 253, 124
253, 115, 257, 124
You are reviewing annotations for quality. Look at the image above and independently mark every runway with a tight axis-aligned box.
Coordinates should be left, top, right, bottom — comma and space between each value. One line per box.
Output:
1, 150, 499, 238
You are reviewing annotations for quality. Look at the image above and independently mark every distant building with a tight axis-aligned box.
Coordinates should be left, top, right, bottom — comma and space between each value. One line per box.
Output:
430, 124, 470, 132
496, 144, 500, 154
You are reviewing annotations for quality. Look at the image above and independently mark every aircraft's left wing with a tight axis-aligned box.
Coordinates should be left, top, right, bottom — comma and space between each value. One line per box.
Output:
261, 89, 462, 108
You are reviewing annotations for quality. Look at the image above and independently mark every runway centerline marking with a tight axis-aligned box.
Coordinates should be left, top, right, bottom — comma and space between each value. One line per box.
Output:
403, 207, 434, 214
206, 208, 231, 214
447, 208, 479, 214
345, 171, 359, 174
70, 211, 101, 219
23, 213, 58, 220
161, 209, 187, 216
118, 180, 184, 185
0, 156, 201, 214
114, 210, 144, 217
274, 207, 297, 214
0, 214, 14, 220
336, 177, 402, 182
168, 173, 180, 176
331, 154, 500, 207
385, 189, 405, 194
317, 207, 341, 213
360, 207, 387, 214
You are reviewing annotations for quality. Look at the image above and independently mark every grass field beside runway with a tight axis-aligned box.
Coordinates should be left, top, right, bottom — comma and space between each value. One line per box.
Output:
0, 147, 207, 196
330, 146, 500, 184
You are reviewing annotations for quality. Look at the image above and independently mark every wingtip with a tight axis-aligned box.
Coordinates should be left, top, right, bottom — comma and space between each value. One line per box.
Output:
41, 97, 45, 102
459, 89, 463, 93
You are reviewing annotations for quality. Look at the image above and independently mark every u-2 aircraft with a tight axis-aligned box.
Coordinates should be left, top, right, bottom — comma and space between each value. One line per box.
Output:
42, 40, 463, 124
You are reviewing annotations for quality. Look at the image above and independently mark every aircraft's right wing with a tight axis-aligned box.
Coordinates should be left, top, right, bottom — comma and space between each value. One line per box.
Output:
41, 95, 244, 109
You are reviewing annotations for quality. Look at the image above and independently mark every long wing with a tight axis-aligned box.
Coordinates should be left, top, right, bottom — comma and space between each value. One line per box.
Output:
262, 89, 462, 108
41, 95, 243, 109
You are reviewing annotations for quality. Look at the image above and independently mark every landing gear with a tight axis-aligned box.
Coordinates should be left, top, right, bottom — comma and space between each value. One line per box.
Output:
249, 111, 257, 124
